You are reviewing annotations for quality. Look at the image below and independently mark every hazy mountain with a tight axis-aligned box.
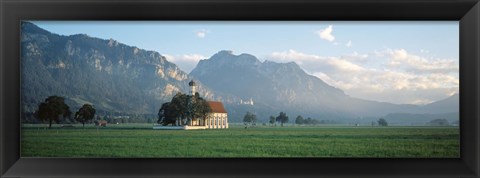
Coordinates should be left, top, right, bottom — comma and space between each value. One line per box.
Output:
190, 50, 458, 122
22, 22, 459, 124
421, 93, 459, 113
382, 94, 459, 125
21, 22, 223, 114
384, 112, 459, 125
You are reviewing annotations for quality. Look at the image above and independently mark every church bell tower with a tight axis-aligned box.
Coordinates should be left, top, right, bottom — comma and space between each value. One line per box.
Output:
189, 80, 197, 95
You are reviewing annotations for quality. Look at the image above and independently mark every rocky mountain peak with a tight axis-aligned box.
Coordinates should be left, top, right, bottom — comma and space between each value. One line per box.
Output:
21, 21, 209, 114
21, 23, 459, 124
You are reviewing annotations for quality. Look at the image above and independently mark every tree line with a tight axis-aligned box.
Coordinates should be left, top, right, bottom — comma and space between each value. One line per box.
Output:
34, 96, 96, 128
244, 112, 339, 127
244, 111, 289, 127
30, 95, 158, 128
243, 112, 391, 127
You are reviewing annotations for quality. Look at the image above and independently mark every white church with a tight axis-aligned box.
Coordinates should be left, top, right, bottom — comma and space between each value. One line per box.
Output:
153, 80, 228, 130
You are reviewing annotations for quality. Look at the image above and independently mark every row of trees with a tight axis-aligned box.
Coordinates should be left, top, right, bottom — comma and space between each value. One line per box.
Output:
157, 92, 211, 126
294, 115, 333, 125
244, 112, 289, 127
34, 96, 413, 129
35, 96, 96, 128
243, 112, 390, 127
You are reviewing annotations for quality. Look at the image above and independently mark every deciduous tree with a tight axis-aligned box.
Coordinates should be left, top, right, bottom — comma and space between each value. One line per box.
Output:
157, 102, 178, 126
35, 96, 72, 129
269, 115, 276, 126
75, 104, 96, 127
295, 115, 304, 125
378, 118, 388, 126
189, 92, 212, 124
158, 92, 211, 126
276, 112, 289, 127
243, 112, 257, 127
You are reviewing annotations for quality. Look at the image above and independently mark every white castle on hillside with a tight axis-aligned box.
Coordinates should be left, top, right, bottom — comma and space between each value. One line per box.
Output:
240, 98, 254, 105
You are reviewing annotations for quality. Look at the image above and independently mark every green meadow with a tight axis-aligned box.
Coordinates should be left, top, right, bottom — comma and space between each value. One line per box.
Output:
21, 124, 459, 158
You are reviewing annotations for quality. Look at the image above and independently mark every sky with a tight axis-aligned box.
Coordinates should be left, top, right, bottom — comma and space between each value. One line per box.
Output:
31, 21, 459, 105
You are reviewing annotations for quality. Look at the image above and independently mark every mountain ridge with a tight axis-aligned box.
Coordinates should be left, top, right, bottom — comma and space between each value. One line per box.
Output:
21, 22, 225, 114
190, 50, 458, 123
22, 22, 459, 124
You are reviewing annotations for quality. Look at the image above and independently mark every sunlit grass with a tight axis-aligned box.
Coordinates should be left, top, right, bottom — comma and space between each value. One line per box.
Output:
21, 124, 459, 158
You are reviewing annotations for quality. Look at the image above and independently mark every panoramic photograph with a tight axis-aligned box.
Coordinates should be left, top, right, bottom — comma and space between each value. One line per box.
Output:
20, 21, 459, 158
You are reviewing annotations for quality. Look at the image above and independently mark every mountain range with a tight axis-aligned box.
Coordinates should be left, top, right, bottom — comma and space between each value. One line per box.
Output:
190, 50, 459, 123
21, 22, 459, 124
21, 22, 227, 115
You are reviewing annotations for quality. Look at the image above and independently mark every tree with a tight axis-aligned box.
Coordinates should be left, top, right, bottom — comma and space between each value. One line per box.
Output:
276, 112, 289, 127
171, 92, 189, 125
189, 92, 212, 124
243, 112, 257, 127
377, 118, 388, 126
74, 104, 96, 127
306, 117, 316, 125
157, 92, 211, 126
428, 118, 450, 126
269, 115, 276, 126
295, 115, 304, 125
35, 96, 72, 129
157, 102, 178, 126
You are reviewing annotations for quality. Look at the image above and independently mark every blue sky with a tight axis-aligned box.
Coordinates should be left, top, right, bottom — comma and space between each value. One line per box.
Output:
31, 21, 459, 104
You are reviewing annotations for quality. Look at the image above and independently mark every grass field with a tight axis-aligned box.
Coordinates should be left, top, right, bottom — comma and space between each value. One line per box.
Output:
21, 124, 459, 158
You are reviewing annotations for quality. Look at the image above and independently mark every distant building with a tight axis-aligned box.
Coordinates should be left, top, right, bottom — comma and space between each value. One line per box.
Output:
189, 80, 197, 95
240, 98, 254, 105
94, 120, 107, 127
187, 80, 228, 129
205, 101, 228, 129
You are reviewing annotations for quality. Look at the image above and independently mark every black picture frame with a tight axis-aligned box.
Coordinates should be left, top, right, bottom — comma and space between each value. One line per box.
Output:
1, 0, 479, 177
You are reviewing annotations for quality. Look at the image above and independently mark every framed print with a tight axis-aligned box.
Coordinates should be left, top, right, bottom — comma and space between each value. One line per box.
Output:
1, 0, 479, 177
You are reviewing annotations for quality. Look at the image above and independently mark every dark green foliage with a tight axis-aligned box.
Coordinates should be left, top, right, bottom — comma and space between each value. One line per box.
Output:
305, 117, 321, 125
171, 93, 189, 125
269, 116, 276, 126
190, 92, 212, 123
35, 96, 72, 128
157, 92, 211, 126
243, 112, 257, 127
428, 118, 450, 126
74, 104, 96, 127
378, 118, 388, 126
295, 115, 304, 125
157, 102, 177, 126
276, 112, 289, 127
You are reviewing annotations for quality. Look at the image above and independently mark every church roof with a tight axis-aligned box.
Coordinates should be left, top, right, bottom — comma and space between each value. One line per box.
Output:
208, 101, 227, 113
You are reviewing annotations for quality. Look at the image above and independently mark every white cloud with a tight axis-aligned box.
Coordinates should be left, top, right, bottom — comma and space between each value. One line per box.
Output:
346, 40, 352, 47
195, 29, 209, 38
268, 49, 459, 104
316, 25, 335, 42
380, 48, 458, 73
339, 52, 369, 64
164, 54, 206, 73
